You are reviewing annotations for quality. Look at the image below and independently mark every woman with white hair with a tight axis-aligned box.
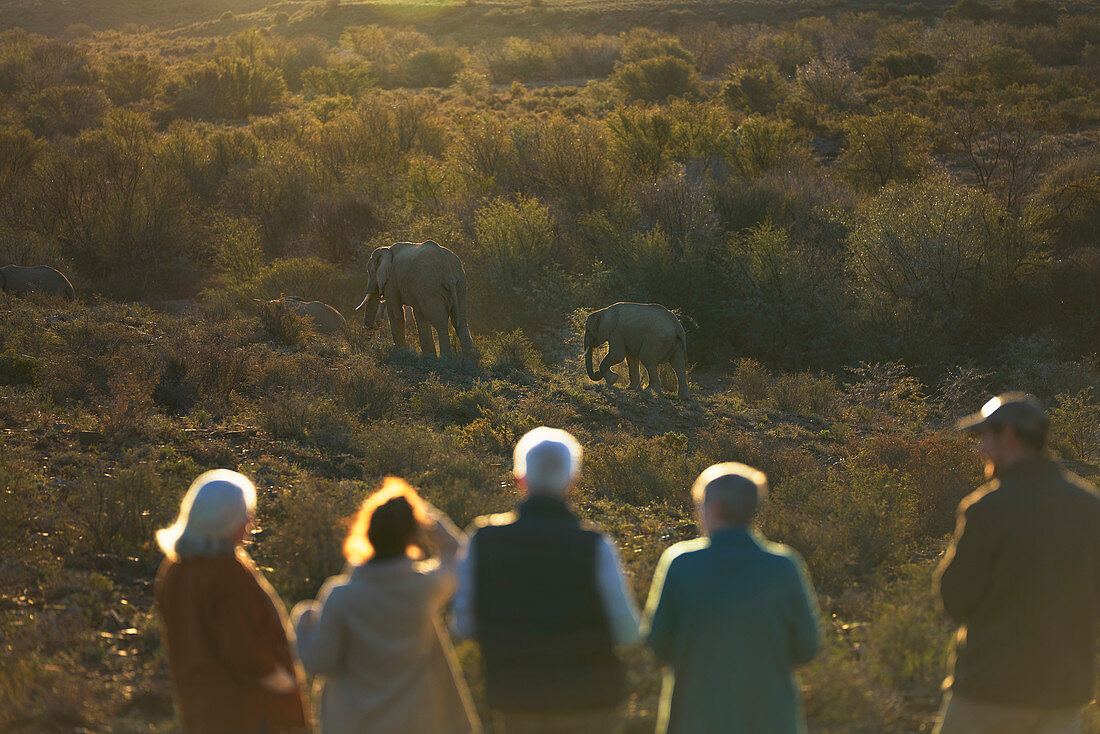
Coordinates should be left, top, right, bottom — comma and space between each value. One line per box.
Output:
155, 469, 310, 734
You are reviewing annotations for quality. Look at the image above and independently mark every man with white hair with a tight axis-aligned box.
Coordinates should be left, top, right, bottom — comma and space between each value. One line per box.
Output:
644, 463, 821, 734
453, 427, 641, 733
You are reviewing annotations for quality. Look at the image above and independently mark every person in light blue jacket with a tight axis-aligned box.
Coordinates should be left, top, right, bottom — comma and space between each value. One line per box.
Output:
644, 462, 821, 734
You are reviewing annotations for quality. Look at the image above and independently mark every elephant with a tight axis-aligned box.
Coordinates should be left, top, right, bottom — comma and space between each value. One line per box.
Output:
1, 265, 75, 300
255, 296, 347, 333
583, 302, 689, 399
355, 240, 477, 360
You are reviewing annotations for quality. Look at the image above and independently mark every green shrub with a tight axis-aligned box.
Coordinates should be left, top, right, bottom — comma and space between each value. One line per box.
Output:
866, 50, 939, 80
763, 458, 921, 591
724, 62, 786, 114
478, 330, 544, 376
0, 349, 38, 386
1048, 388, 1100, 461
611, 55, 698, 102
101, 53, 164, 106
300, 62, 376, 98
606, 105, 677, 179
402, 47, 465, 88
839, 109, 931, 190
261, 478, 361, 600
847, 178, 1047, 354
619, 29, 693, 64
487, 37, 554, 82
23, 84, 109, 138
166, 57, 286, 120
865, 564, 951, 698
467, 196, 563, 331
582, 432, 699, 508
730, 116, 806, 179
258, 390, 356, 451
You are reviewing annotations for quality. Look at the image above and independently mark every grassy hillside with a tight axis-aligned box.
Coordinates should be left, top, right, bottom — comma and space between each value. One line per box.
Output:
1, 0, 1099, 729
2, 296, 1097, 732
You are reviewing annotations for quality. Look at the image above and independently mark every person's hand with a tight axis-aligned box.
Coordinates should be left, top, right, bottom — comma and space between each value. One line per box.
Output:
260, 665, 297, 695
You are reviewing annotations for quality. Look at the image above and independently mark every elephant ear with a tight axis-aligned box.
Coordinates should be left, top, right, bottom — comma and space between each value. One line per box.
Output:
376, 249, 394, 292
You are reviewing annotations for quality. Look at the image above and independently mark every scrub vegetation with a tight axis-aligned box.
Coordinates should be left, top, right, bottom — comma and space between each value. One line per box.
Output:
0, 0, 1098, 730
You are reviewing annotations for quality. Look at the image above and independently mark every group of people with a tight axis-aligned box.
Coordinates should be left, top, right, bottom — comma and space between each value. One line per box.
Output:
153, 393, 1100, 734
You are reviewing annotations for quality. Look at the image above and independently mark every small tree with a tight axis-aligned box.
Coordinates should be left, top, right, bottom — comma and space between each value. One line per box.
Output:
839, 109, 932, 190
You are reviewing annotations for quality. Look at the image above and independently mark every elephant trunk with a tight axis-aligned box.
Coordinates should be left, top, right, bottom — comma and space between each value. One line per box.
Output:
585, 345, 600, 381
363, 292, 381, 328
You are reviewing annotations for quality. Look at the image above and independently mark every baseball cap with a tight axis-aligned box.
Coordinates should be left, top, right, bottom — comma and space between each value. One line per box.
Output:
956, 392, 1048, 434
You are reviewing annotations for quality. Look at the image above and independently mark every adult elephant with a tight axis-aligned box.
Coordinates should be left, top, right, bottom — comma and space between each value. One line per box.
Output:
256, 296, 346, 333
1, 265, 75, 300
355, 240, 477, 360
583, 302, 689, 399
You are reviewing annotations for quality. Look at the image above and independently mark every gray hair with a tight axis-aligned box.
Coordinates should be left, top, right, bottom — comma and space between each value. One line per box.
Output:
156, 469, 257, 561
692, 462, 768, 526
514, 427, 583, 496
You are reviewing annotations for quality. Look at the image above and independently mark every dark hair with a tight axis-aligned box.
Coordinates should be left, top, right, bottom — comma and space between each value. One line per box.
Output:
344, 477, 426, 564
989, 420, 1047, 452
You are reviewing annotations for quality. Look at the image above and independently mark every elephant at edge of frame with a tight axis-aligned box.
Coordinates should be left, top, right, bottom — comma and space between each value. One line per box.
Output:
1, 264, 75, 300
355, 240, 478, 361
583, 302, 689, 399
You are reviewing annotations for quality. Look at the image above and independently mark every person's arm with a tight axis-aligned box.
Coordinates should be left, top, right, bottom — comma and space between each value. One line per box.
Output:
420, 503, 463, 566
450, 533, 477, 640
207, 560, 291, 687
643, 545, 683, 665
419, 505, 464, 607
785, 552, 821, 666
934, 498, 995, 623
291, 580, 347, 678
595, 535, 642, 647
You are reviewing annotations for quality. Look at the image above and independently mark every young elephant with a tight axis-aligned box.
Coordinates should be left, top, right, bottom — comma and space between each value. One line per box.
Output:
1, 265, 75, 300
583, 302, 689, 399
257, 297, 346, 333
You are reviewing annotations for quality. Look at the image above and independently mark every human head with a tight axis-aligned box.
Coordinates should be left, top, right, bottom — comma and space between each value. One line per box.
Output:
957, 392, 1047, 476
691, 462, 768, 534
344, 477, 429, 565
156, 469, 257, 561
513, 427, 583, 498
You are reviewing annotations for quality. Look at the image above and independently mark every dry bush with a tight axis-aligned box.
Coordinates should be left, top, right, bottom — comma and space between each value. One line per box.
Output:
258, 391, 356, 452
732, 359, 773, 406
768, 371, 841, 417
326, 357, 404, 422
412, 376, 497, 426
352, 421, 438, 478
581, 432, 701, 508
762, 458, 922, 592
261, 477, 362, 601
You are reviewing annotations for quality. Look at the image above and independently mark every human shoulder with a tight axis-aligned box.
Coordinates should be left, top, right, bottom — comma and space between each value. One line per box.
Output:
470, 511, 517, 531
957, 480, 1000, 517
658, 537, 710, 571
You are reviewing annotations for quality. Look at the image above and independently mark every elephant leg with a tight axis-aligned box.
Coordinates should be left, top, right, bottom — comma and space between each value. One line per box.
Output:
626, 353, 642, 390
599, 339, 627, 388
413, 308, 437, 357
671, 347, 689, 400
643, 359, 663, 396
388, 303, 408, 350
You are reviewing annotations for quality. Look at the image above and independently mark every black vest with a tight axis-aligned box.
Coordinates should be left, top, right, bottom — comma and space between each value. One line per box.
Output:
472, 495, 626, 712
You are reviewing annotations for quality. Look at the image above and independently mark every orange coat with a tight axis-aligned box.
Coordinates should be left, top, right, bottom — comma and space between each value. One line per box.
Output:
155, 553, 311, 734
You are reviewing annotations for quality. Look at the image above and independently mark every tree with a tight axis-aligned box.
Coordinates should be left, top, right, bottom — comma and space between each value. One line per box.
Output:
839, 109, 931, 190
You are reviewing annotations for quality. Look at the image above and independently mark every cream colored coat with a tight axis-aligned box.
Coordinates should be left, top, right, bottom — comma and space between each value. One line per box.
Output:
292, 523, 479, 734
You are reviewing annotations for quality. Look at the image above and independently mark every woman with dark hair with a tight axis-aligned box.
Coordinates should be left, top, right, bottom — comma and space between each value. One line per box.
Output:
155, 469, 311, 734
292, 477, 480, 734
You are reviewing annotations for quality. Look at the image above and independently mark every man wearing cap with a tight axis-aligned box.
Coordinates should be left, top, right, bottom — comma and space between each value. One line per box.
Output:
644, 462, 821, 734
934, 392, 1100, 734
452, 426, 642, 733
